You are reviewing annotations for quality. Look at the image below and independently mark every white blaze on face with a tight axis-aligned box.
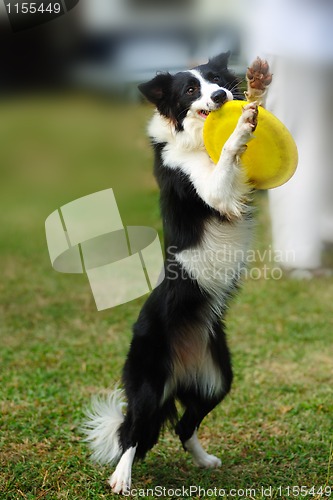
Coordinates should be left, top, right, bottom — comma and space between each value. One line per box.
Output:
189, 69, 234, 119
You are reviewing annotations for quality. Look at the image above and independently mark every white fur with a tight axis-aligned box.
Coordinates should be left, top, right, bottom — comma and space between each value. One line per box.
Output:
108, 446, 137, 494
162, 338, 225, 404
82, 390, 126, 465
176, 216, 253, 315
184, 431, 221, 468
148, 110, 207, 152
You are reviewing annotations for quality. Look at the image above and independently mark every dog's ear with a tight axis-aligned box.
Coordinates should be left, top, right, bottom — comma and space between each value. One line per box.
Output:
138, 73, 173, 107
209, 51, 231, 69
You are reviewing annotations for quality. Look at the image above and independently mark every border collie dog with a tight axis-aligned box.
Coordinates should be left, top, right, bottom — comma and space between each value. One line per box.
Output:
84, 52, 265, 494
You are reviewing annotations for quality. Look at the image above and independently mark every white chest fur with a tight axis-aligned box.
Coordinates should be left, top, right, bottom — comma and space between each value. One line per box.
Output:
175, 216, 253, 312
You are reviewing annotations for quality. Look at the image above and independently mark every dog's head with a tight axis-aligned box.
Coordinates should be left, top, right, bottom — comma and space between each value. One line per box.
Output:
138, 52, 242, 132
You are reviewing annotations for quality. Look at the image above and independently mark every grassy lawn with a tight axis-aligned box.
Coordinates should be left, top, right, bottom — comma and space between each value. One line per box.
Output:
0, 93, 332, 500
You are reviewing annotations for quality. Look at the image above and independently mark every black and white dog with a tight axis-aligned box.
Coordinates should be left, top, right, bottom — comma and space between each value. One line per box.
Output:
84, 52, 270, 494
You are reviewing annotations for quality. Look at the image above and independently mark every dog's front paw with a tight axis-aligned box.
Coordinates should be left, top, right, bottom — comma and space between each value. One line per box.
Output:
246, 57, 272, 92
245, 57, 272, 105
223, 102, 258, 157
240, 101, 258, 133
193, 452, 222, 469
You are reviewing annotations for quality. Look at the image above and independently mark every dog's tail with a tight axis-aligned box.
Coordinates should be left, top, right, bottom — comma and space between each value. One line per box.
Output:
82, 389, 126, 465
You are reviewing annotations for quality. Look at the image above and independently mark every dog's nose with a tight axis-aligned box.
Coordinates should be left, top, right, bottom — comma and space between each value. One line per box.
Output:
211, 89, 227, 104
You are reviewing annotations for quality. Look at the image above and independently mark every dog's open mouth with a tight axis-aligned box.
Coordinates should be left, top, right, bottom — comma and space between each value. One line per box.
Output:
198, 109, 210, 119
198, 110, 210, 119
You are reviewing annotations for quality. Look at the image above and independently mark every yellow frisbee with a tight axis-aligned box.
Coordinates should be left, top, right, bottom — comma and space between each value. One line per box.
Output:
203, 100, 298, 190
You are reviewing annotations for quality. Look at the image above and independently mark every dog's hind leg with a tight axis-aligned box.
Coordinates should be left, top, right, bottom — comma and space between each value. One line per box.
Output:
175, 396, 223, 468
108, 386, 176, 494
108, 443, 137, 494
175, 323, 233, 468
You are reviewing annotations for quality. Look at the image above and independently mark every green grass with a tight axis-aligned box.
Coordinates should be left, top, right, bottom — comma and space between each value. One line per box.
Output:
0, 93, 332, 500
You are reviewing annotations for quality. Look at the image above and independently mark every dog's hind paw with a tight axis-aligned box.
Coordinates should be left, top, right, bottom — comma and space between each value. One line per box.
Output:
185, 432, 222, 470
107, 445, 136, 494
193, 452, 222, 469
108, 471, 131, 495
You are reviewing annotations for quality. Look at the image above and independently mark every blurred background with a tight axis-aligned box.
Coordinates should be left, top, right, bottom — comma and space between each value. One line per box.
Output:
0, 0, 250, 277
0, 0, 249, 223
0, 0, 246, 94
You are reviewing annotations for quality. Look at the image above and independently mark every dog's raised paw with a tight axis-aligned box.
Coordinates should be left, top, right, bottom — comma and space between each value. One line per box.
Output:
246, 57, 272, 91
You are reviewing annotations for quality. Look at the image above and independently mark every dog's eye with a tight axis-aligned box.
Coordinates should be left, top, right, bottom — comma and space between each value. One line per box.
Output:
212, 75, 220, 83
186, 87, 195, 95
